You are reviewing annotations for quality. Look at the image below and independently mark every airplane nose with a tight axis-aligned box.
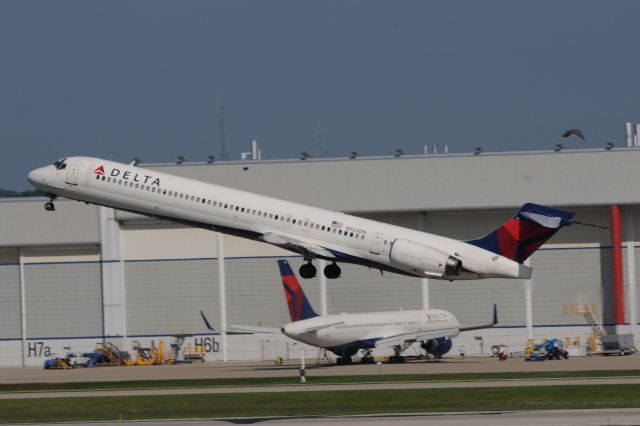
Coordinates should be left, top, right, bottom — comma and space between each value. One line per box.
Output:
27, 167, 46, 187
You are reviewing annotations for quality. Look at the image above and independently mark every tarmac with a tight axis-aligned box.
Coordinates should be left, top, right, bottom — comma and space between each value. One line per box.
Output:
1, 354, 638, 384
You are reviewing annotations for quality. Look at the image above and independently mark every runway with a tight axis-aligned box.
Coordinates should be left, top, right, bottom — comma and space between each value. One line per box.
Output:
1, 354, 639, 384
25, 409, 640, 426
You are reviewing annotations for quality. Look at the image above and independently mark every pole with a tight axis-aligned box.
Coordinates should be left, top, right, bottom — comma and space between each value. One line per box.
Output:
524, 258, 533, 341
625, 210, 637, 342
421, 212, 430, 310
318, 259, 327, 315
19, 249, 26, 367
610, 205, 625, 326
217, 233, 228, 362
300, 349, 306, 383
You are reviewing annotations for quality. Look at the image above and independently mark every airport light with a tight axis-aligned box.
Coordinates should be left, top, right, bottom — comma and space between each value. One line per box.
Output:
474, 146, 482, 156
554, 143, 564, 152
177, 155, 185, 164
300, 151, 311, 160
207, 155, 215, 164
606, 141, 614, 150
350, 151, 358, 159
394, 148, 403, 157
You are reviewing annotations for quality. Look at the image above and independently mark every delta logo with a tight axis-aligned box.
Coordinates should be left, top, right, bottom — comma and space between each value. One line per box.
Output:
94, 165, 161, 186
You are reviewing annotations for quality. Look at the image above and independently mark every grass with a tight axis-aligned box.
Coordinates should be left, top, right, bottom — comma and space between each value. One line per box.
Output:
1, 384, 640, 423
1, 369, 639, 393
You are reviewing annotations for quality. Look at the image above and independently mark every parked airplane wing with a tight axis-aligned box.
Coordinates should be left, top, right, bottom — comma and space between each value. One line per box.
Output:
261, 232, 336, 259
228, 324, 282, 334
375, 327, 460, 347
297, 321, 345, 334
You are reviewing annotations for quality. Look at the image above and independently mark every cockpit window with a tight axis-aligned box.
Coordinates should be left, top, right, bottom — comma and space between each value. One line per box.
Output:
53, 158, 67, 170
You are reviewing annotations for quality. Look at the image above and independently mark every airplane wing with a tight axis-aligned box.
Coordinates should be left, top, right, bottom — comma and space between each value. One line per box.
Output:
261, 232, 336, 259
375, 327, 460, 348
295, 321, 345, 334
228, 324, 282, 334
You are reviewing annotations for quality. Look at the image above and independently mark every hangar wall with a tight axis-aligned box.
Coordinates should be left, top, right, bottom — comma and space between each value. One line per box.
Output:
1, 149, 639, 366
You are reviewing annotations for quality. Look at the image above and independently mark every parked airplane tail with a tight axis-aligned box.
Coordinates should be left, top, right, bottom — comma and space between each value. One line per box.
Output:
278, 259, 319, 322
467, 203, 574, 263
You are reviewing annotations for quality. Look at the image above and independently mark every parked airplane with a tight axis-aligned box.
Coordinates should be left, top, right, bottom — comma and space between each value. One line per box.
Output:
200, 259, 496, 364
278, 259, 493, 363
28, 157, 574, 280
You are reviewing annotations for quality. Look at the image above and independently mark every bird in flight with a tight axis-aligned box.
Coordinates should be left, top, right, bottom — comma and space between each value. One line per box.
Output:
562, 128, 586, 141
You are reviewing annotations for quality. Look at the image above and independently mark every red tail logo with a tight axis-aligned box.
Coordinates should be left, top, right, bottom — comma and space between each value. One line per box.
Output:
93, 165, 105, 175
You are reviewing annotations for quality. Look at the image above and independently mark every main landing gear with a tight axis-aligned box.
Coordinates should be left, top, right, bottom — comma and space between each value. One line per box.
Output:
44, 194, 57, 211
299, 261, 342, 279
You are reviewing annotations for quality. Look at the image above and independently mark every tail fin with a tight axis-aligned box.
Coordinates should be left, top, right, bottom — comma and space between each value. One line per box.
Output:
467, 203, 574, 263
278, 260, 318, 322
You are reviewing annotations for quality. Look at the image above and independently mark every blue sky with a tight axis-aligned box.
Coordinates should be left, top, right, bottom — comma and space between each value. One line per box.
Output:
2, 0, 639, 190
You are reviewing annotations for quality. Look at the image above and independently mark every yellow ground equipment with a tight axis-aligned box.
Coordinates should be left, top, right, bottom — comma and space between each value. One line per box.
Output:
563, 303, 605, 353
131, 340, 172, 365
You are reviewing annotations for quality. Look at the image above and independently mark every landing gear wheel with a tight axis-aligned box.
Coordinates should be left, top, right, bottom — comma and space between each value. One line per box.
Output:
299, 262, 317, 279
44, 193, 57, 211
324, 263, 341, 279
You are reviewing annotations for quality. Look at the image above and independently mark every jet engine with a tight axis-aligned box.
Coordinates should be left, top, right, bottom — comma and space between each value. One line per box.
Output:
421, 337, 453, 359
389, 238, 462, 277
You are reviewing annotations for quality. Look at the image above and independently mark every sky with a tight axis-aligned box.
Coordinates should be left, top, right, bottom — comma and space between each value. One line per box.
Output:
1, 0, 640, 190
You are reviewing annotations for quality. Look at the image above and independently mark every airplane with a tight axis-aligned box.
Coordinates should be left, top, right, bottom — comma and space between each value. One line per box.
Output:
200, 259, 497, 364
28, 156, 575, 280
283, 259, 498, 364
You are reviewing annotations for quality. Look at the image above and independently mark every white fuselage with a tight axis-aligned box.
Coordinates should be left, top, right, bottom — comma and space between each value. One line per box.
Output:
282, 309, 459, 349
27, 157, 531, 280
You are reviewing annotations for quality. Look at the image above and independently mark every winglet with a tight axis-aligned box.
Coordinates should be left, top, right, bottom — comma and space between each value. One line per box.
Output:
460, 304, 498, 332
200, 310, 215, 332
278, 260, 319, 322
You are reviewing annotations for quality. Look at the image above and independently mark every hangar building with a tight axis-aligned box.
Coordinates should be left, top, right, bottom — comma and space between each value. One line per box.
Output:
1, 147, 638, 366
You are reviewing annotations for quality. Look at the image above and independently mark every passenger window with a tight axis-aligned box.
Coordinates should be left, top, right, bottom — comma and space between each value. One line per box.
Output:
224, 204, 228, 208
350, 232, 354, 237
292, 219, 297, 224
235, 206, 240, 211
321, 226, 325, 231
130, 182, 134, 187
190, 196, 195, 201
213, 201, 217, 206
207, 200, 211, 205
168, 191, 172, 196
332, 228, 336, 233
286, 218, 290, 223
146, 186, 150, 191
152, 187, 156, 192
196, 197, 201, 202
202, 199, 206, 204
96, 175, 100, 180
163, 190, 167, 195
102, 176, 105, 181
241, 207, 245, 212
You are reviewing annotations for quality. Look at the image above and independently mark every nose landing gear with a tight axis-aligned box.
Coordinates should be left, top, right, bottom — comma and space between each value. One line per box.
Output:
43, 194, 57, 211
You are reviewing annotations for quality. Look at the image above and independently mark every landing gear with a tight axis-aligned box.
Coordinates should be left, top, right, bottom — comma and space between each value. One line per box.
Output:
299, 262, 317, 279
387, 355, 405, 364
44, 194, 57, 211
336, 356, 353, 365
360, 349, 375, 364
324, 262, 341, 279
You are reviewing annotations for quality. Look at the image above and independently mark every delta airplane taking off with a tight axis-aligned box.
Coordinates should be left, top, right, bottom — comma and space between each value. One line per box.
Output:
28, 157, 574, 280
201, 260, 497, 364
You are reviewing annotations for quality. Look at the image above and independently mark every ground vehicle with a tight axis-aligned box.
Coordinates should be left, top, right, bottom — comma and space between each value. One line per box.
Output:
66, 352, 91, 367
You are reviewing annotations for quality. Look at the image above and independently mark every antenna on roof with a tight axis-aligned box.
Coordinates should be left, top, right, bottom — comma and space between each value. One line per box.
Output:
218, 99, 228, 161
